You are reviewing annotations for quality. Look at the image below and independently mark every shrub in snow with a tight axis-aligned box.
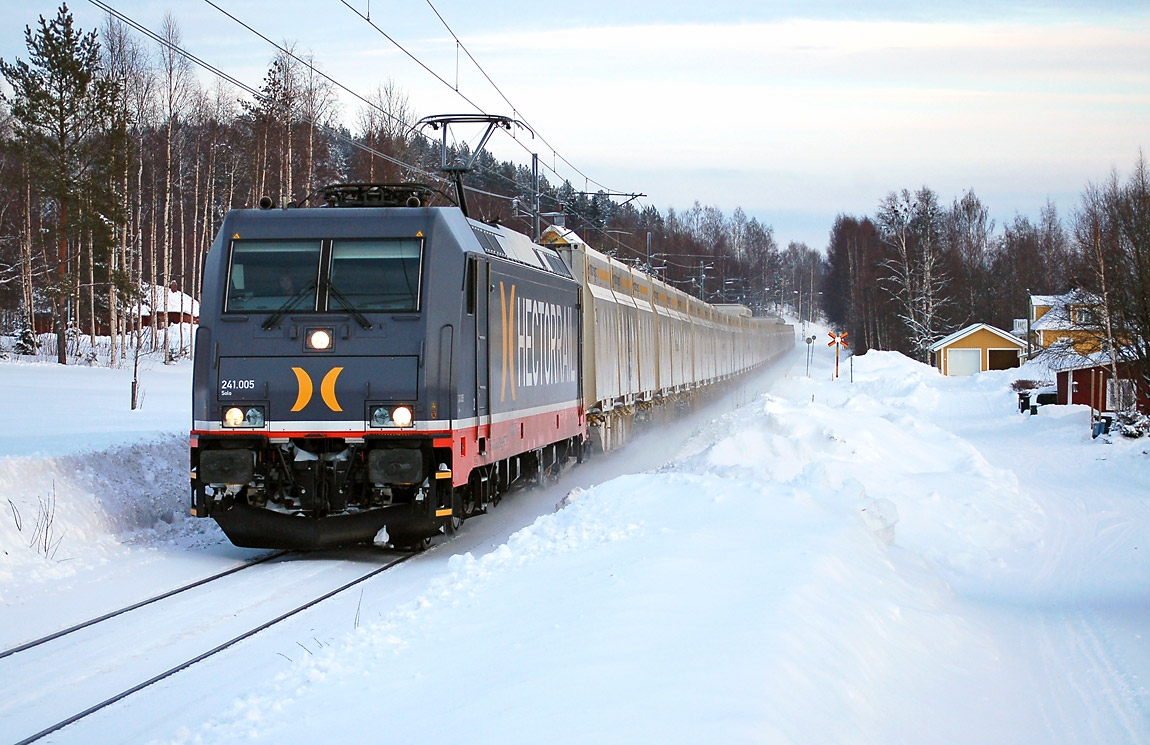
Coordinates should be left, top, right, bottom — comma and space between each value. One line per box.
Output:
1011, 379, 1044, 392
13, 328, 37, 356
1113, 410, 1148, 439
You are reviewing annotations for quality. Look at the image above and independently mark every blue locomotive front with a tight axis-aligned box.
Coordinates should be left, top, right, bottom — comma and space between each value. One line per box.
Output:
191, 185, 585, 549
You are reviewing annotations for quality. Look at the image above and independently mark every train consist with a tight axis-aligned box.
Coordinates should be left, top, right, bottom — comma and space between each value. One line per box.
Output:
190, 183, 793, 549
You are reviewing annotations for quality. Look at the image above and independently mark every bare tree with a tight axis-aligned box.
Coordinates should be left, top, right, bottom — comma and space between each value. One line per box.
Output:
876, 187, 949, 361
158, 12, 194, 362
297, 50, 339, 198
1075, 158, 1150, 407
355, 79, 414, 182
946, 189, 993, 325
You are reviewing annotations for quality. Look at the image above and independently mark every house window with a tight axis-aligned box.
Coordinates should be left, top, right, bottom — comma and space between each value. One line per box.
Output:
1108, 379, 1136, 411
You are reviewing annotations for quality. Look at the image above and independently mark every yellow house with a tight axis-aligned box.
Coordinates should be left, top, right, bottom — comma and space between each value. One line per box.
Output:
929, 323, 1026, 376
1029, 290, 1104, 355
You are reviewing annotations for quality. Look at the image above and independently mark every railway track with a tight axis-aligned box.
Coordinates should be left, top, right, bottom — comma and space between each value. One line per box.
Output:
2, 548, 418, 745
0, 550, 293, 662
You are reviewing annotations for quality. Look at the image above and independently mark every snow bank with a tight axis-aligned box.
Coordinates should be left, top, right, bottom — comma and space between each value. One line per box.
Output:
0, 435, 215, 593
4, 333, 1148, 745
167, 347, 1137, 745
0, 356, 217, 600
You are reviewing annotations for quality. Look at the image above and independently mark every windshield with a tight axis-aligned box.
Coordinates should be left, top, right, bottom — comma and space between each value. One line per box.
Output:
330, 239, 422, 311
226, 240, 321, 312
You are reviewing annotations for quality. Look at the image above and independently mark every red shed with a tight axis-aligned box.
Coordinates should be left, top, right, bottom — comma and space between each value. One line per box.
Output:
1055, 352, 1149, 413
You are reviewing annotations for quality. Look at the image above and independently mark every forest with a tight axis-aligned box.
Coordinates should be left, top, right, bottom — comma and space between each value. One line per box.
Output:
1, 4, 1148, 392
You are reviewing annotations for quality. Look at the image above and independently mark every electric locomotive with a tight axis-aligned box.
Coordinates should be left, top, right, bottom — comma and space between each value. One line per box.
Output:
190, 183, 585, 549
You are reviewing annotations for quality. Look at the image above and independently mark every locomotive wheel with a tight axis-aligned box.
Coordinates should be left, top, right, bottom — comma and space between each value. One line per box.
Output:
446, 491, 463, 534
393, 535, 432, 552
461, 487, 478, 518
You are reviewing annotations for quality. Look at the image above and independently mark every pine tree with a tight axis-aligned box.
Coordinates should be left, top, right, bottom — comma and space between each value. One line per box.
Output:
1, 4, 119, 363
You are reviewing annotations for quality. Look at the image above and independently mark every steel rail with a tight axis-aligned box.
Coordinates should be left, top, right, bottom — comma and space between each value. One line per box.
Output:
12, 551, 417, 745
0, 550, 292, 661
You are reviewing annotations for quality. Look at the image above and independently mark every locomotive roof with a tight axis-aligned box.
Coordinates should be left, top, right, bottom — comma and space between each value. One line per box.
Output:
217, 204, 574, 280
468, 219, 573, 279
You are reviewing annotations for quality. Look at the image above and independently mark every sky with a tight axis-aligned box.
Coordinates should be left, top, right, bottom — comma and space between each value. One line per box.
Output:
1, 0, 1148, 250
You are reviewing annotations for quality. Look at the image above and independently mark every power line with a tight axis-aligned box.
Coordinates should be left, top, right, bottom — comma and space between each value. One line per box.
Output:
342, 0, 630, 201
200, 0, 649, 234
336, 0, 487, 114
199, 0, 421, 143
416, 0, 615, 193
86, 0, 650, 249
85, 0, 521, 208
88, 0, 421, 177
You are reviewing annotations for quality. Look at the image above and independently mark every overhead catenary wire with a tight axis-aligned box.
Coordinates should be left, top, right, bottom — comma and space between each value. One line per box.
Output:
339, 0, 632, 203
406, 0, 659, 254
84, 0, 649, 256
182, 0, 647, 240
84, 0, 517, 207
417, 0, 622, 198
199, 0, 422, 143
195, 0, 534, 203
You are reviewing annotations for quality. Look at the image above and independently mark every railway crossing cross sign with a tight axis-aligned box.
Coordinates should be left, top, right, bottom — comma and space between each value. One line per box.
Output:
828, 331, 849, 378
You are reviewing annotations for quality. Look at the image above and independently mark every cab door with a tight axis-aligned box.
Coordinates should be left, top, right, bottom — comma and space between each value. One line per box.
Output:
472, 257, 490, 428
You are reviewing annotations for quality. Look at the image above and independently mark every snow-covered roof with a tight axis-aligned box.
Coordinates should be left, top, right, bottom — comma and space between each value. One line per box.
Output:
1031, 289, 1103, 331
539, 225, 589, 247
1031, 306, 1072, 331
1031, 289, 1100, 310
713, 304, 752, 317
1030, 294, 1064, 307
129, 284, 200, 317
929, 323, 1025, 352
1038, 343, 1141, 372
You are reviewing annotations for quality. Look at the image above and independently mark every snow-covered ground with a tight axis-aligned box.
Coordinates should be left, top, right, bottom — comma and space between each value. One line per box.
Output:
0, 331, 1147, 744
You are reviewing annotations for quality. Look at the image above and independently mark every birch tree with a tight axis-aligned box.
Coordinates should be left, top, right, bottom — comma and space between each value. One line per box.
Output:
158, 13, 194, 362
297, 51, 339, 200
876, 187, 949, 361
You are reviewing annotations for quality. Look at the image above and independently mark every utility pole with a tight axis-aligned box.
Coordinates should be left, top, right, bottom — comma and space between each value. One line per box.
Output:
809, 260, 815, 323
532, 153, 540, 242
1025, 288, 1032, 358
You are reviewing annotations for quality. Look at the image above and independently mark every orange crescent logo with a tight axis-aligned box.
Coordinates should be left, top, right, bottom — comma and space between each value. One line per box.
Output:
321, 367, 344, 412
290, 367, 313, 411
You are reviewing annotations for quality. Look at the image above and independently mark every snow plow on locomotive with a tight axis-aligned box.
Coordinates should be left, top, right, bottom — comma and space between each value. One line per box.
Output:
190, 183, 793, 550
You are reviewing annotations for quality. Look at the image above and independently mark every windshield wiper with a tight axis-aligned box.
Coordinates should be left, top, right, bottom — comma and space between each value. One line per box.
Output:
261, 280, 317, 330
325, 280, 373, 330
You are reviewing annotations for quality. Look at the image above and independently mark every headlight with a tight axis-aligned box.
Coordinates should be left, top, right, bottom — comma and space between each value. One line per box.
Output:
307, 328, 333, 351
223, 405, 265, 427
370, 405, 414, 428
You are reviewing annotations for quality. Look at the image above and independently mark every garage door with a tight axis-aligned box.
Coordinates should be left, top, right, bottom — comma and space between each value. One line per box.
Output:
988, 348, 1021, 370
946, 348, 981, 376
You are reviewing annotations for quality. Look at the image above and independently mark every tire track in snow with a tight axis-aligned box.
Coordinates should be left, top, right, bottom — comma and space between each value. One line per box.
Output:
1032, 609, 1148, 745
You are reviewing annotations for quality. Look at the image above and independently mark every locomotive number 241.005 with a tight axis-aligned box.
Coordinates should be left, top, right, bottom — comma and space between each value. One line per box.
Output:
220, 379, 256, 396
